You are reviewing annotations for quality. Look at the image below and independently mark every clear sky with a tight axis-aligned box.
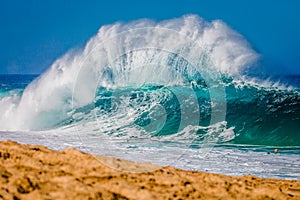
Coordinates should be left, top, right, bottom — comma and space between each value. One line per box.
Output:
0, 0, 299, 74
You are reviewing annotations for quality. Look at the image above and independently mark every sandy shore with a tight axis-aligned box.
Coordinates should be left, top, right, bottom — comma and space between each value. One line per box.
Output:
0, 140, 300, 199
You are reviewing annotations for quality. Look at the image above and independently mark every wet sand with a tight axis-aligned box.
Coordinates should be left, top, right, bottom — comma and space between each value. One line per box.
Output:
1, 140, 300, 199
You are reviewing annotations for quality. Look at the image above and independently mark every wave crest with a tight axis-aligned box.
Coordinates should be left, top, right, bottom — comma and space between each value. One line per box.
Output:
0, 15, 258, 131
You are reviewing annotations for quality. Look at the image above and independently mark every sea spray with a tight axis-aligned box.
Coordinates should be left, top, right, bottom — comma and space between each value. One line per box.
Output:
0, 15, 257, 131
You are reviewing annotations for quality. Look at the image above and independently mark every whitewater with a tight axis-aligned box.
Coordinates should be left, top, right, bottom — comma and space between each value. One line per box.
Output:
0, 15, 299, 179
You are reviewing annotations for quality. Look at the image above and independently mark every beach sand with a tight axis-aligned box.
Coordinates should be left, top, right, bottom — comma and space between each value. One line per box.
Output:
1, 140, 300, 200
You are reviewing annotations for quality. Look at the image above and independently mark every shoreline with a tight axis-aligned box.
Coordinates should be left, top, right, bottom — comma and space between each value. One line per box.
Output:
1, 140, 300, 199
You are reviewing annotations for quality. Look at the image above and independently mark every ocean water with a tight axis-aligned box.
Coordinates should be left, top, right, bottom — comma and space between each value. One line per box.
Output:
0, 15, 299, 179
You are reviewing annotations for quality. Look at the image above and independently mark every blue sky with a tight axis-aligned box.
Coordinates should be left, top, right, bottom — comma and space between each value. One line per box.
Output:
0, 0, 299, 74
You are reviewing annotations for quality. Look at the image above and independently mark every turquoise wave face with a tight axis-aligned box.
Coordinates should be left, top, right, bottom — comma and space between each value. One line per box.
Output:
1, 73, 299, 146
57, 75, 300, 147
225, 82, 300, 146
